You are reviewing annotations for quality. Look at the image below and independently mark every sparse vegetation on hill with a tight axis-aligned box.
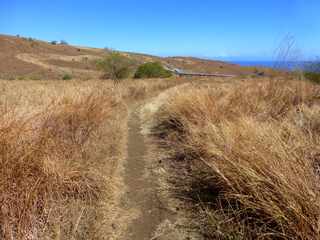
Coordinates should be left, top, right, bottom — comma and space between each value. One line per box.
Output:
152, 79, 320, 239
134, 62, 172, 79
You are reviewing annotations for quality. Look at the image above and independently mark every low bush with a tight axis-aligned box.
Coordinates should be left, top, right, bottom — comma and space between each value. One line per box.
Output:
134, 62, 172, 79
62, 73, 72, 80
304, 71, 320, 83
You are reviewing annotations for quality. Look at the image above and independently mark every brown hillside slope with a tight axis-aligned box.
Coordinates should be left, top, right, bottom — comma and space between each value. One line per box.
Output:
0, 34, 103, 79
0, 34, 282, 80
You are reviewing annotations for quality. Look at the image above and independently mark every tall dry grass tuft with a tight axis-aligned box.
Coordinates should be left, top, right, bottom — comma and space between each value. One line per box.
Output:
0, 92, 114, 239
152, 79, 320, 239
0, 77, 185, 239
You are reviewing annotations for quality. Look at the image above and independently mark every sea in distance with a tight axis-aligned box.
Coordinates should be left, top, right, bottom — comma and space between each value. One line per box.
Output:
230, 61, 314, 71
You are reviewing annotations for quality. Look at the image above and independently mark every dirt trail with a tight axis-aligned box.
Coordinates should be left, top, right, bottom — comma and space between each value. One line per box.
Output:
119, 84, 196, 240
122, 106, 169, 240
16, 53, 100, 76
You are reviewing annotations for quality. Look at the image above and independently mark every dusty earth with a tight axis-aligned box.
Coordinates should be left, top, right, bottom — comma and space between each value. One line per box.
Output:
119, 95, 201, 240
121, 105, 175, 240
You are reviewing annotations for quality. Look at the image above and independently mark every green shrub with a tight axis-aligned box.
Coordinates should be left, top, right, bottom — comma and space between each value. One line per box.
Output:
51, 41, 57, 45
62, 74, 72, 80
96, 52, 132, 81
304, 62, 320, 83
134, 62, 172, 79
304, 72, 320, 84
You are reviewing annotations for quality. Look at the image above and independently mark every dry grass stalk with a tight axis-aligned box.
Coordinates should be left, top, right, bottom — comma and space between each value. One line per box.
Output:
152, 79, 320, 239
0, 90, 114, 239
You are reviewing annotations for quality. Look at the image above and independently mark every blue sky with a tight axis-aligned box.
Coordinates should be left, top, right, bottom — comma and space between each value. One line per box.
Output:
1, 0, 319, 60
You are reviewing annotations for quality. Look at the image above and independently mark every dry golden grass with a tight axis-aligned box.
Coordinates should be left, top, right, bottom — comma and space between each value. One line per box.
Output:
0, 77, 184, 239
152, 78, 320, 239
0, 80, 123, 239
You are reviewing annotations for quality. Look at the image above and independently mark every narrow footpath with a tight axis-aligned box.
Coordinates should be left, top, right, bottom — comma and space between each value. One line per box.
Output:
121, 106, 167, 240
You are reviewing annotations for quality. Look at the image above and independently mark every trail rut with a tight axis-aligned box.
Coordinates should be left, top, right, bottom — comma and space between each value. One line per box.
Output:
122, 106, 166, 240
16, 53, 100, 76
120, 87, 196, 240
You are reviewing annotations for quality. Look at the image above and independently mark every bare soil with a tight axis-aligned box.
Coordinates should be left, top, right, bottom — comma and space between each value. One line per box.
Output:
121, 106, 166, 239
